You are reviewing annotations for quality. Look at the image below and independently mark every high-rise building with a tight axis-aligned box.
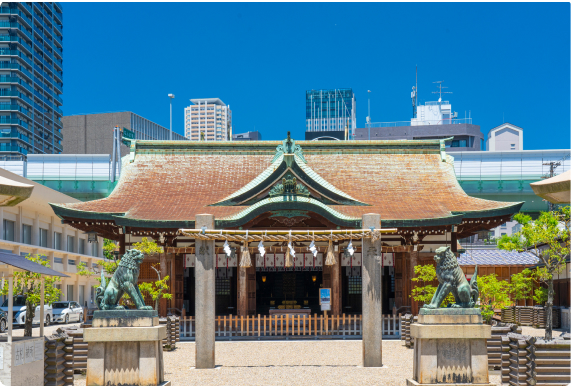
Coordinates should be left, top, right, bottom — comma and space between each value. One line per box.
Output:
185, 98, 232, 141
62, 111, 187, 157
233, 130, 261, 141
305, 89, 356, 141
0, 2, 64, 156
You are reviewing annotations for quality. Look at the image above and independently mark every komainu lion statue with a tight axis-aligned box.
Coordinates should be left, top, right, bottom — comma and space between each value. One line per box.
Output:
95, 249, 153, 310
422, 246, 478, 309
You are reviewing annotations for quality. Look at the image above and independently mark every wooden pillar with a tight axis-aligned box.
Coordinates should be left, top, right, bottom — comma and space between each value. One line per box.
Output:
247, 265, 256, 315
451, 231, 458, 253
238, 267, 248, 316
170, 253, 176, 312
331, 249, 341, 316
118, 234, 126, 255
410, 251, 419, 315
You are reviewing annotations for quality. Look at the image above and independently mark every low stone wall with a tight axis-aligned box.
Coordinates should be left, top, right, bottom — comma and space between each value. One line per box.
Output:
44, 332, 73, 386
488, 323, 521, 371
501, 306, 562, 328
160, 316, 178, 350
400, 314, 417, 348
503, 332, 571, 386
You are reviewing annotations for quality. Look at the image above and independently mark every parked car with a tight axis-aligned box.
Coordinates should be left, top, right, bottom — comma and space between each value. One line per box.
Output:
0, 309, 6, 333
52, 301, 84, 324
0, 295, 53, 327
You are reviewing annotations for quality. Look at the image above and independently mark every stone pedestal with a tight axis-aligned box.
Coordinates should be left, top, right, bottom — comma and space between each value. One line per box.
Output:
406, 308, 494, 386
84, 310, 170, 386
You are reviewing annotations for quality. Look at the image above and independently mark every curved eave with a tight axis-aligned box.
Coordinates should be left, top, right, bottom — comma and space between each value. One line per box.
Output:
452, 201, 524, 219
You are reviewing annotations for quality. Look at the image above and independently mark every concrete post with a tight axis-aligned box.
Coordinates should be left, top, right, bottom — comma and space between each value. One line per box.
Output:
361, 213, 382, 367
194, 214, 216, 369
32, 212, 39, 246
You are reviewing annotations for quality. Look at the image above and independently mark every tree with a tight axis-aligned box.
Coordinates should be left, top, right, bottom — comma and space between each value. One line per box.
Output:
0, 254, 62, 337
498, 207, 570, 340
132, 237, 163, 255
509, 268, 534, 304
103, 239, 118, 260
477, 274, 511, 324
131, 238, 170, 312
410, 264, 454, 308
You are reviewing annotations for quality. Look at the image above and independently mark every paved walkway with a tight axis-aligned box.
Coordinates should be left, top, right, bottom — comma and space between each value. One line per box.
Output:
0, 321, 82, 338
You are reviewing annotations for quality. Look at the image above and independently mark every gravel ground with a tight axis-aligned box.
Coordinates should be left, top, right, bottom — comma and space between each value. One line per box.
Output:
73, 339, 502, 386
519, 326, 567, 338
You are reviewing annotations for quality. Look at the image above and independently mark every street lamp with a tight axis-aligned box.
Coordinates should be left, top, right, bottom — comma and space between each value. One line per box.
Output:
168, 94, 175, 140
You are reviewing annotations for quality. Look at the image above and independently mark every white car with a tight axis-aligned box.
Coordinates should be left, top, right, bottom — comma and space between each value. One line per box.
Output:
52, 301, 84, 324
0, 295, 53, 326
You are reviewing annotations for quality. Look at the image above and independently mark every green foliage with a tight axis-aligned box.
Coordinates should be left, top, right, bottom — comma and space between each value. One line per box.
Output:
410, 264, 454, 307
139, 272, 173, 312
533, 287, 548, 305
477, 274, 511, 323
103, 239, 118, 260
498, 207, 570, 339
509, 268, 533, 302
132, 237, 163, 255
0, 254, 62, 337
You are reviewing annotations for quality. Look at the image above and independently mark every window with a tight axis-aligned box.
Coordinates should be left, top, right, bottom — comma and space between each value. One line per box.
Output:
22, 224, 31, 244
91, 241, 99, 257
215, 278, 231, 295
67, 284, 74, 302
79, 239, 85, 255
348, 276, 362, 295
54, 257, 63, 264
54, 232, 62, 250
67, 235, 75, 252
3, 219, 14, 241
68, 259, 76, 266
501, 223, 507, 229
39, 228, 48, 247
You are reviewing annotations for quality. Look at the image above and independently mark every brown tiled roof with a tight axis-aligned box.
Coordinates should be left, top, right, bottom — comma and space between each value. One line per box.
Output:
50, 139, 522, 228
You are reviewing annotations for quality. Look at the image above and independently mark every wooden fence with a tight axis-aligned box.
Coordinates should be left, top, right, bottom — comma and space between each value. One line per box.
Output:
180, 314, 401, 339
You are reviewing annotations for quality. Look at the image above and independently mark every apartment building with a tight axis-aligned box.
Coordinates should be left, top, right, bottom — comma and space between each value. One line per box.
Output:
0, 2, 64, 156
185, 98, 231, 141
0, 166, 104, 307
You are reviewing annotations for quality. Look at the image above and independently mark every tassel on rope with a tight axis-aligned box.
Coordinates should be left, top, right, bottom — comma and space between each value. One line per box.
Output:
285, 232, 293, 268
325, 238, 336, 266
239, 231, 251, 267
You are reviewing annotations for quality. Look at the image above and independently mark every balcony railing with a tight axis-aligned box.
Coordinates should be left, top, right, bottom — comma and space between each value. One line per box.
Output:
365, 118, 473, 128
0, 8, 32, 28
0, 117, 29, 129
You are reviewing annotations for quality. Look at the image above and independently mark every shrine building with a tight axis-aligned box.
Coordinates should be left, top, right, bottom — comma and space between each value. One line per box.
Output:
49, 134, 523, 316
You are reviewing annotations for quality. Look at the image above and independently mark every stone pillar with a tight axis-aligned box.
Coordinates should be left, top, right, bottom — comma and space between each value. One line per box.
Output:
361, 213, 382, 367
194, 214, 216, 369
238, 266, 248, 316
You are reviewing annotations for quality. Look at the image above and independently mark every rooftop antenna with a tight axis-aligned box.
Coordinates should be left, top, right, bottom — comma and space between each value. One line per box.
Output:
411, 66, 418, 118
432, 80, 452, 103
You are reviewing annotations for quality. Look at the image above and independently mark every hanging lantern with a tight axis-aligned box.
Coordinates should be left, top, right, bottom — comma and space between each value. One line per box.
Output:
239, 241, 251, 268
325, 239, 336, 266
262, 275, 267, 283
312, 275, 317, 283
85, 230, 98, 243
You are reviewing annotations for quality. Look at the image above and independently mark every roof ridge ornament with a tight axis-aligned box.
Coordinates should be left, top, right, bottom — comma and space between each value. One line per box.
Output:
272, 131, 307, 163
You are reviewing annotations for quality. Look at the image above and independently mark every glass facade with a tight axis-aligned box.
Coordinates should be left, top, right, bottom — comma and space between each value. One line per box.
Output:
0, 2, 63, 156
305, 89, 355, 134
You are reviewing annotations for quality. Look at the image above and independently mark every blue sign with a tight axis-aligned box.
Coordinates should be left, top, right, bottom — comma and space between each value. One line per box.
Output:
319, 288, 331, 311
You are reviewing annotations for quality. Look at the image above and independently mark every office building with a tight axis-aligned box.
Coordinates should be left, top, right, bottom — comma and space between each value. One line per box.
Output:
0, 2, 64, 156
486, 123, 523, 151
305, 89, 356, 141
356, 98, 484, 151
185, 98, 232, 141
233, 130, 261, 141
62, 111, 186, 157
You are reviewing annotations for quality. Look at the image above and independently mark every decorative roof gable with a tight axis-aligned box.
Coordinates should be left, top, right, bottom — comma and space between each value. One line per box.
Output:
211, 132, 368, 207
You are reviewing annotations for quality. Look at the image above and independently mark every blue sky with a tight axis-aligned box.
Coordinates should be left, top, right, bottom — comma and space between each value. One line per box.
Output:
63, 2, 570, 149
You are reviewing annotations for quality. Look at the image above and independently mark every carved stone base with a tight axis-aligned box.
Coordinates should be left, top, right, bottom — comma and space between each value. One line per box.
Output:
85, 313, 167, 386
408, 309, 492, 385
